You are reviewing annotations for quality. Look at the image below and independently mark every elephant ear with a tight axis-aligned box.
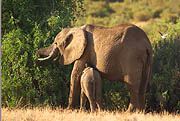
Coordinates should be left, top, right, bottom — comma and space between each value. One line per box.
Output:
62, 28, 87, 65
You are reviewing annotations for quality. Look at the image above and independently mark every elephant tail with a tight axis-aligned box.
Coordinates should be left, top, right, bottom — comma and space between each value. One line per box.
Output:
93, 77, 96, 102
147, 48, 152, 84
140, 48, 153, 92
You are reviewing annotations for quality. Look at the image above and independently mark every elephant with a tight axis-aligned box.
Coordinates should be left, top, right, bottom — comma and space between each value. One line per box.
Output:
80, 64, 102, 112
35, 23, 153, 112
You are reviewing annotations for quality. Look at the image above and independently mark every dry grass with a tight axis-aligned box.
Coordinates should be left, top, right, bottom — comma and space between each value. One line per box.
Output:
2, 107, 180, 121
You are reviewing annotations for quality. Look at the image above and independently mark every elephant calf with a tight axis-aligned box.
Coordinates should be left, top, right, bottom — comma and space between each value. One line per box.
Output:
80, 65, 102, 112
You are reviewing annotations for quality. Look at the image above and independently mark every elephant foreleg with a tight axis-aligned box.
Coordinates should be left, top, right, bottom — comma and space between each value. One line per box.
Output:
68, 60, 86, 109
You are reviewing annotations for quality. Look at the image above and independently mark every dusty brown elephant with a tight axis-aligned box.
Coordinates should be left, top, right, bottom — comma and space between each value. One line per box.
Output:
80, 64, 102, 112
35, 23, 152, 112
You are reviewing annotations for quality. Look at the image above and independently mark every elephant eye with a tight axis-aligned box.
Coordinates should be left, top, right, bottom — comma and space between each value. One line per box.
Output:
64, 34, 73, 48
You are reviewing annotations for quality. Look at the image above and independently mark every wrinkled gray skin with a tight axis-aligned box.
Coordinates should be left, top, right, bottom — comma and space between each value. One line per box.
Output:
80, 66, 102, 112
35, 24, 153, 112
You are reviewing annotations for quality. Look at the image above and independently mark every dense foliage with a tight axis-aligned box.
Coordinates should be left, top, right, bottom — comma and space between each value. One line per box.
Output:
2, 0, 180, 113
146, 19, 180, 112
76, 0, 180, 26
2, 0, 83, 107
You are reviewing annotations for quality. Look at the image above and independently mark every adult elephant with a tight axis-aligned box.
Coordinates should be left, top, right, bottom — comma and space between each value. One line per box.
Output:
35, 24, 152, 112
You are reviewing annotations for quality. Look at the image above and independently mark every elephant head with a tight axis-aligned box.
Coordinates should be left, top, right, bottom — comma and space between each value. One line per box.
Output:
36, 27, 87, 65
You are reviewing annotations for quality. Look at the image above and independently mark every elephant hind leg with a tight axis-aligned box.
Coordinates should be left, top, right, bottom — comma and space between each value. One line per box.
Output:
80, 90, 87, 111
127, 85, 140, 112
138, 80, 148, 111
138, 60, 150, 111
125, 74, 141, 112
89, 97, 96, 112
87, 94, 96, 112
85, 84, 96, 112
138, 92, 145, 111
96, 93, 103, 112
95, 79, 103, 112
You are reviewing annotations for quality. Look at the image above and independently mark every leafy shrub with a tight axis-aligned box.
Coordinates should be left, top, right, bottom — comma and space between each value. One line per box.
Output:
145, 18, 180, 112
2, 0, 83, 108
86, 0, 114, 17
108, 15, 130, 25
160, 10, 179, 23
86, 16, 110, 26
133, 11, 152, 21
103, 80, 129, 111
152, 7, 163, 18
1, 24, 73, 108
109, 2, 133, 24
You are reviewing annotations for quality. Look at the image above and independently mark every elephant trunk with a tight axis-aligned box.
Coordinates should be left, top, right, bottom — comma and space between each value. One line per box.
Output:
35, 43, 58, 61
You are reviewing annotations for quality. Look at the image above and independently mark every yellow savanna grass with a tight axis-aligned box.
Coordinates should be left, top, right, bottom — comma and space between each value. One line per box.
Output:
2, 107, 180, 121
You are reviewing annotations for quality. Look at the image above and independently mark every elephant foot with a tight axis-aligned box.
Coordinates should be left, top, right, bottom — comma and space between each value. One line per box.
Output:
67, 104, 77, 110
80, 107, 86, 112
126, 104, 140, 113
68, 98, 79, 109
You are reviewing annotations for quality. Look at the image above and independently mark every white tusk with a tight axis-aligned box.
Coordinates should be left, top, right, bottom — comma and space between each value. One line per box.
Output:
38, 44, 57, 61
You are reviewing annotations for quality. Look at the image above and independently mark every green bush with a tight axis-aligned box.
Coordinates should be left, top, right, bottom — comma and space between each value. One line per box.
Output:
1, 23, 73, 108
160, 10, 179, 23
152, 7, 163, 18
2, 0, 83, 108
103, 80, 129, 111
145, 18, 180, 112
86, 0, 114, 17
133, 11, 152, 21
109, 2, 133, 25
108, 15, 130, 26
